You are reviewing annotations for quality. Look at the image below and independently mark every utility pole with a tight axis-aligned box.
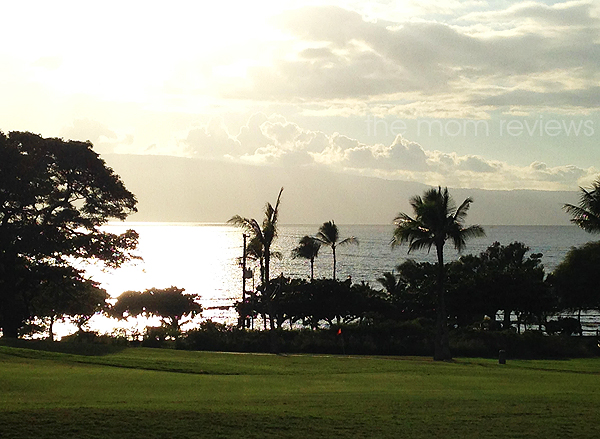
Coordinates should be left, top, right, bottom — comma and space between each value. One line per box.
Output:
241, 233, 247, 329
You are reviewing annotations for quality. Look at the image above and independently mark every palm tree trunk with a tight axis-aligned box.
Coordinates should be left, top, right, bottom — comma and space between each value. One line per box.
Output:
310, 258, 314, 282
332, 244, 337, 281
264, 246, 275, 331
435, 243, 451, 361
264, 247, 270, 295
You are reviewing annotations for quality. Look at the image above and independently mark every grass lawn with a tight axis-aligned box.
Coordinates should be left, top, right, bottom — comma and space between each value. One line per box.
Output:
0, 345, 599, 438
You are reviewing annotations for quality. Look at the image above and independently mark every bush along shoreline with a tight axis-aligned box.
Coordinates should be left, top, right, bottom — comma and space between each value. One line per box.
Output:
15, 319, 594, 360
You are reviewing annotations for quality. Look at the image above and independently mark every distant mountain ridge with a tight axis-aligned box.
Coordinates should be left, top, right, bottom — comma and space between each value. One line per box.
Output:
102, 153, 579, 226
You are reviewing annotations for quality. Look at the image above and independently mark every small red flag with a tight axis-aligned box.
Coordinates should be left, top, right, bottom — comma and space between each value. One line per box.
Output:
337, 328, 342, 335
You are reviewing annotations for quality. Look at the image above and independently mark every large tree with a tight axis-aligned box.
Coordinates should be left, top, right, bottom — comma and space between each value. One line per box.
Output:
564, 177, 600, 233
315, 221, 358, 281
0, 131, 138, 338
228, 188, 283, 330
392, 186, 484, 361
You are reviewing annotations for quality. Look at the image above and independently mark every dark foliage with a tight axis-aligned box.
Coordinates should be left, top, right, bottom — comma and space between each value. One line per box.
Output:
111, 286, 202, 337
178, 321, 598, 358
0, 131, 138, 338
549, 241, 600, 312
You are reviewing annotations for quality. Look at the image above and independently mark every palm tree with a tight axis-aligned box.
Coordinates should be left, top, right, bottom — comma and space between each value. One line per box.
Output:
244, 234, 282, 288
392, 186, 485, 361
292, 235, 321, 281
564, 178, 600, 233
377, 271, 398, 295
245, 235, 265, 286
315, 220, 358, 281
228, 187, 283, 329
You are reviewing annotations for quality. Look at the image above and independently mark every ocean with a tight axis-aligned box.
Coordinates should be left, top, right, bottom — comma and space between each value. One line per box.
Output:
80, 223, 597, 334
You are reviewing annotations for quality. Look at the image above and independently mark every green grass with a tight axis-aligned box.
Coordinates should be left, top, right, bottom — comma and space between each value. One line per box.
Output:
0, 345, 599, 438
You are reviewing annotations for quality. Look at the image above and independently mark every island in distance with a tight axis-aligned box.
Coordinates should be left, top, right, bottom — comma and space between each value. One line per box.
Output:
103, 153, 579, 226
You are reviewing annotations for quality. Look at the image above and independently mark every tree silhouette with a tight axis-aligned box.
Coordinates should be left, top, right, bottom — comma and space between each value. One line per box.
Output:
392, 186, 484, 361
292, 235, 321, 281
564, 177, 600, 233
246, 235, 265, 287
0, 131, 138, 338
112, 286, 201, 337
315, 221, 358, 280
551, 241, 600, 314
31, 267, 108, 341
228, 188, 283, 330
377, 271, 399, 295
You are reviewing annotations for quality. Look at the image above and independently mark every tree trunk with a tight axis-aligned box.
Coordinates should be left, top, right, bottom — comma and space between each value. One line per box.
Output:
1, 289, 24, 339
264, 246, 275, 331
264, 247, 270, 295
434, 243, 452, 361
332, 245, 337, 281
503, 309, 511, 330
1, 318, 20, 339
48, 315, 55, 342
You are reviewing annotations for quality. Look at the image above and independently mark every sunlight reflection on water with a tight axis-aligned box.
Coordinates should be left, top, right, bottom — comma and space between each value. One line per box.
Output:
68, 223, 243, 337
92, 222, 242, 312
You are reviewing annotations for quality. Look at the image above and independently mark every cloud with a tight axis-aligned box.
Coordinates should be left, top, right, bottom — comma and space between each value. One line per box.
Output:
175, 113, 596, 191
183, 117, 241, 158
477, 87, 600, 109
60, 118, 117, 142
462, 1, 598, 27
337, 134, 430, 172
59, 118, 123, 154
223, 2, 600, 116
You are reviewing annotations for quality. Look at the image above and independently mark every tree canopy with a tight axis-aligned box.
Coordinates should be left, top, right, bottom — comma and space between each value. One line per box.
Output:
550, 241, 600, 312
0, 131, 139, 338
292, 235, 321, 281
111, 286, 202, 337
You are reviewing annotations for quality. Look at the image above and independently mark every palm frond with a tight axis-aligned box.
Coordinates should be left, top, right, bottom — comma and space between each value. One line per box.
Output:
339, 236, 359, 246
316, 220, 339, 246
461, 224, 486, 240
564, 204, 600, 233
228, 215, 262, 237
564, 179, 600, 233
393, 212, 416, 225
563, 203, 587, 218
392, 218, 433, 251
453, 197, 473, 223
291, 235, 321, 260
409, 195, 424, 212
407, 237, 435, 254
393, 186, 481, 255
449, 224, 485, 252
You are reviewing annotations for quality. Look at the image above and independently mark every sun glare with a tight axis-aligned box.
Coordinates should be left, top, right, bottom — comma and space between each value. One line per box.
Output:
4, 1, 289, 103
91, 223, 243, 314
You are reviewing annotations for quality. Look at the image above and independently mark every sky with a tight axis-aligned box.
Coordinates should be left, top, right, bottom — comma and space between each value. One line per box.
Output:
2, 0, 600, 200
